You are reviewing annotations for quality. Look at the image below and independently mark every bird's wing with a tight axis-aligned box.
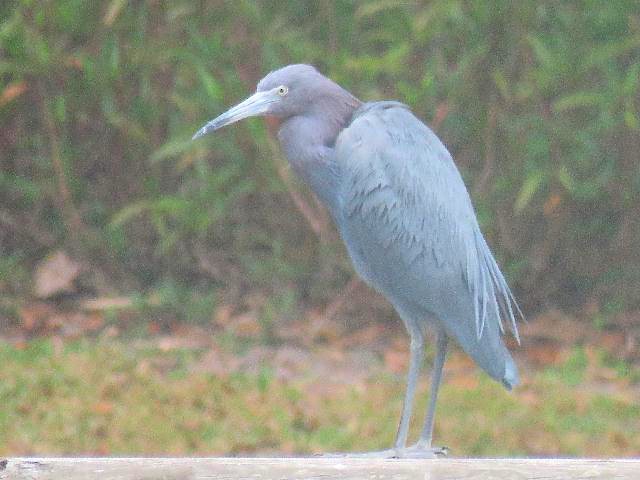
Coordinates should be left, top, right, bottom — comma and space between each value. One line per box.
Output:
335, 102, 521, 342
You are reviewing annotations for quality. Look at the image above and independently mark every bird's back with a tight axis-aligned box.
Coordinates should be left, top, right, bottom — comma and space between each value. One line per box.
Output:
334, 102, 520, 388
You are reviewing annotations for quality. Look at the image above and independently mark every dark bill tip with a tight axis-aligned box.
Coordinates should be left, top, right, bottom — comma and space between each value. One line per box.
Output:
192, 124, 214, 140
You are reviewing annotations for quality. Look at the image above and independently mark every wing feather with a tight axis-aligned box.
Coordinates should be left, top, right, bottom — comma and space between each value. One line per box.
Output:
335, 102, 521, 342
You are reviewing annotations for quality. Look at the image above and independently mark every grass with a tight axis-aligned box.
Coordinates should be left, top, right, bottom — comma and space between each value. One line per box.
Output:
0, 336, 638, 457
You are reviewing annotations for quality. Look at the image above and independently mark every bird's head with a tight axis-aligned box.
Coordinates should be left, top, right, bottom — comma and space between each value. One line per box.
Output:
192, 64, 332, 140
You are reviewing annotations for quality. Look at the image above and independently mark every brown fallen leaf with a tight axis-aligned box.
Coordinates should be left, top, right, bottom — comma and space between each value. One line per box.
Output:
448, 372, 479, 390
92, 401, 114, 415
307, 314, 344, 343
19, 302, 56, 332
543, 192, 562, 216
0, 81, 27, 106
213, 304, 234, 327
521, 310, 585, 344
383, 347, 408, 374
147, 320, 162, 335
231, 312, 262, 338
444, 351, 476, 373
94, 442, 110, 455
598, 331, 626, 353
524, 341, 570, 367
337, 324, 387, 349
33, 250, 81, 298
85, 312, 105, 332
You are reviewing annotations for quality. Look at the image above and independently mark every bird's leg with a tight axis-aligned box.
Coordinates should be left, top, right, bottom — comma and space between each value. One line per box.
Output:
321, 329, 424, 459
402, 329, 448, 458
329, 330, 447, 459
393, 330, 424, 451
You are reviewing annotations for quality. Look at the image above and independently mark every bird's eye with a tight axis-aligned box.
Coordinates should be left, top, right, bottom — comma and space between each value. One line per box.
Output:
277, 86, 288, 96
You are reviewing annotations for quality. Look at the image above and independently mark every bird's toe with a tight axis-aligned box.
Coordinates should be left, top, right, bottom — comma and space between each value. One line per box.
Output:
393, 444, 449, 459
318, 445, 448, 459
317, 448, 399, 459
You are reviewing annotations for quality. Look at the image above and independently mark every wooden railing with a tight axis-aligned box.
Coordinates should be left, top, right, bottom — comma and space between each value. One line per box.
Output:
1, 457, 639, 480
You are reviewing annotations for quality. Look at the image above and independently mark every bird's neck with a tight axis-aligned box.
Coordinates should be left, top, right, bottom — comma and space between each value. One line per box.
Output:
278, 92, 361, 213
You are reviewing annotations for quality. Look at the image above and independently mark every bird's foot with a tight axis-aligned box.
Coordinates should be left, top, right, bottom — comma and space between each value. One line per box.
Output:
394, 443, 449, 459
319, 448, 397, 459
319, 444, 448, 459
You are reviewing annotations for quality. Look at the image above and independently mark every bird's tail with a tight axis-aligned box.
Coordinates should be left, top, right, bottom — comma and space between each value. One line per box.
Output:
440, 308, 519, 390
501, 348, 519, 390
435, 259, 520, 390
450, 227, 522, 389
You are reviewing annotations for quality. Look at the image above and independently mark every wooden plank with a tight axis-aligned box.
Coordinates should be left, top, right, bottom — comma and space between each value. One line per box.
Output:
1, 457, 639, 480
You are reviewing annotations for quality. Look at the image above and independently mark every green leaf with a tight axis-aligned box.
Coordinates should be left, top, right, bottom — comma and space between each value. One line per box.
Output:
553, 91, 605, 112
110, 201, 151, 227
557, 166, 575, 193
515, 171, 545, 214
492, 69, 510, 101
622, 63, 640, 96
149, 137, 195, 164
624, 109, 639, 131
527, 35, 552, 67
195, 64, 222, 102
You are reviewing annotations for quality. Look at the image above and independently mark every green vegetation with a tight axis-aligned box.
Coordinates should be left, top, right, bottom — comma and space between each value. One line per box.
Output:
0, 338, 637, 456
1, 1, 639, 320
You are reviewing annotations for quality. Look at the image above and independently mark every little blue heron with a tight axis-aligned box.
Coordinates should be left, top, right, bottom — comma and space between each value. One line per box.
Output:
193, 64, 522, 458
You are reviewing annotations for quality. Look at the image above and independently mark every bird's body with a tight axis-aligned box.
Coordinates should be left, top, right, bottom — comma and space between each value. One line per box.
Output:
335, 101, 519, 388
193, 64, 521, 457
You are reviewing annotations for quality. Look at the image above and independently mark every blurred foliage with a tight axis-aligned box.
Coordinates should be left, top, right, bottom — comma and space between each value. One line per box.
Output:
1, 1, 639, 323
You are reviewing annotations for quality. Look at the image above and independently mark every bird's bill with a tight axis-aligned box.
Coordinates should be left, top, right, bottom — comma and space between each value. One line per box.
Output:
192, 90, 277, 140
